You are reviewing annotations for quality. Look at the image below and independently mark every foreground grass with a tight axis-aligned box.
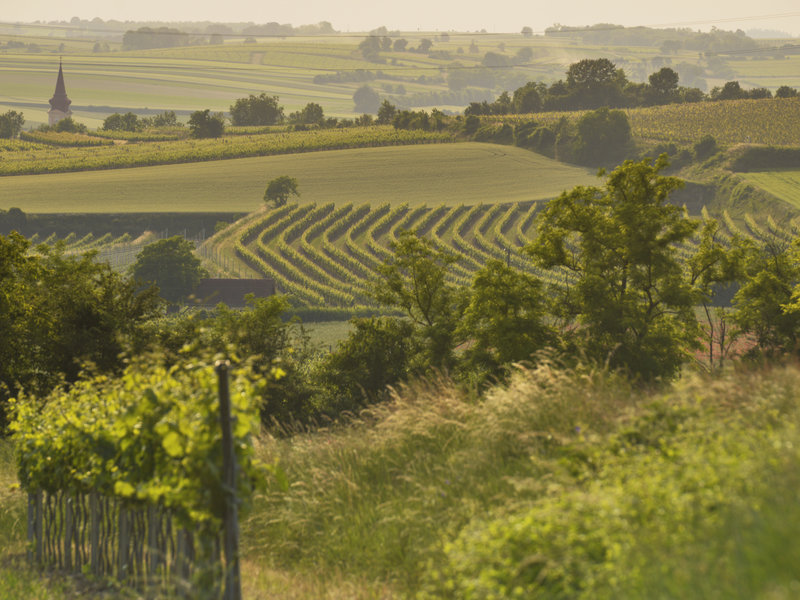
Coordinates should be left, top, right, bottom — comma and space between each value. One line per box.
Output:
4, 361, 800, 597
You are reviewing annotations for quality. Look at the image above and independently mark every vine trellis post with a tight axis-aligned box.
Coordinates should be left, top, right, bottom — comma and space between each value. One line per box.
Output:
26, 362, 243, 598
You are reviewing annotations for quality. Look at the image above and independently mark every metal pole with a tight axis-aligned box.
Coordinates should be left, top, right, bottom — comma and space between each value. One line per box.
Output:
216, 361, 241, 600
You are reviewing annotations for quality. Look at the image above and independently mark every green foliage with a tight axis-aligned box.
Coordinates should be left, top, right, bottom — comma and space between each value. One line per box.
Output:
574, 106, 632, 166
0, 111, 24, 139
422, 366, 800, 599
131, 235, 207, 303
458, 260, 555, 384
10, 359, 263, 532
376, 100, 397, 125
290, 103, 325, 126
373, 230, 464, 371
0, 233, 162, 432
353, 85, 381, 114
229, 93, 284, 126
188, 109, 225, 138
102, 112, 141, 132
314, 317, 414, 415
51, 117, 87, 134
732, 235, 800, 355
264, 175, 300, 208
694, 134, 719, 160
526, 156, 700, 381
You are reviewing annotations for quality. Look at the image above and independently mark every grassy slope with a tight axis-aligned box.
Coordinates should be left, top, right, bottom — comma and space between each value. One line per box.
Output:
5, 363, 799, 598
740, 170, 800, 210
0, 143, 598, 213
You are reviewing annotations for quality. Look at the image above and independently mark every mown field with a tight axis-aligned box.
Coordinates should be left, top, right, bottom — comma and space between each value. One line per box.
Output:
0, 143, 596, 213
741, 169, 800, 210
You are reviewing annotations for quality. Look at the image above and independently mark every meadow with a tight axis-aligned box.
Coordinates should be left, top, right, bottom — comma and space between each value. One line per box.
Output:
741, 169, 800, 210
4, 363, 800, 598
0, 143, 597, 213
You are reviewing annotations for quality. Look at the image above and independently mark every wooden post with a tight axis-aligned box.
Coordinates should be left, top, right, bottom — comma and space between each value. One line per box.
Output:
64, 494, 73, 571
90, 492, 100, 575
118, 505, 129, 581
27, 493, 35, 562
34, 491, 43, 564
216, 361, 241, 600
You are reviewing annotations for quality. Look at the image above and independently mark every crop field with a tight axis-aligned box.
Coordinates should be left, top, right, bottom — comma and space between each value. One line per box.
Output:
0, 143, 596, 213
741, 170, 800, 210
499, 98, 800, 147
192, 198, 799, 308
0, 126, 453, 176
1, 30, 787, 128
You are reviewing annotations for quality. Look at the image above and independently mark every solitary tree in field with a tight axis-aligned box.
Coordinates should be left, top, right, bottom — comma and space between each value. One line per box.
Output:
264, 176, 299, 207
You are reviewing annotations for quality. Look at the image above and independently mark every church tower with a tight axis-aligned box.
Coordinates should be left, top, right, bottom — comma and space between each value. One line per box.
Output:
48, 59, 73, 126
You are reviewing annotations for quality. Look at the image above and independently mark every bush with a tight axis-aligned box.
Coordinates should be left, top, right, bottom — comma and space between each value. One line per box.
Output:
693, 134, 719, 161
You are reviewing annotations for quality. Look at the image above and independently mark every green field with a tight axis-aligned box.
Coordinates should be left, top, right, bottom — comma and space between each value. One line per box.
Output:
742, 170, 800, 210
0, 143, 597, 213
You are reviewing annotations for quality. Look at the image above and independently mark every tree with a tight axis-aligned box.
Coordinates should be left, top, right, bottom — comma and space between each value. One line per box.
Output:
0, 233, 162, 431
648, 67, 680, 103
574, 106, 631, 166
732, 234, 800, 356
290, 103, 324, 125
131, 236, 207, 304
393, 38, 408, 52
525, 156, 701, 381
418, 38, 433, 53
376, 100, 397, 124
775, 85, 798, 98
521, 26, 533, 38
102, 112, 140, 132
373, 230, 463, 371
458, 260, 555, 383
229, 93, 284, 126
53, 117, 87, 133
566, 58, 627, 108
513, 82, 542, 113
188, 109, 224, 138
353, 85, 381, 114
0, 111, 24, 139
264, 175, 299, 207
314, 317, 414, 415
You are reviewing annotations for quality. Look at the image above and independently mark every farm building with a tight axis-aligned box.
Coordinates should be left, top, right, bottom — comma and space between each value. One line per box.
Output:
190, 278, 276, 308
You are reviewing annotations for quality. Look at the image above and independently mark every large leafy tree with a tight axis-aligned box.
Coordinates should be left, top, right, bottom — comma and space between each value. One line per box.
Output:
0, 110, 24, 139
229, 93, 284, 126
526, 156, 700, 381
373, 230, 464, 371
0, 233, 162, 432
188, 109, 225, 138
131, 236, 207, 304
458, 259, 556, 383
264, 175, 299, 207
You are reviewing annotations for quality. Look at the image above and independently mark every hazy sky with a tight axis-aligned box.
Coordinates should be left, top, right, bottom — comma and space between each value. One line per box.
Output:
5, 0, 800, 35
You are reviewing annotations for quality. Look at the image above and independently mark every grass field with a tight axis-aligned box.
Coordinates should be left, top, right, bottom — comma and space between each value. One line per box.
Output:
0, 143, 598, 213
741, 169, 800, 210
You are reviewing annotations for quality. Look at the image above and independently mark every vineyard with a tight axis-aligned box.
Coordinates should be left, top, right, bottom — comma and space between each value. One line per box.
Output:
494, 97, 800, 147
0, 126, 454, 176
195, 200, 800, 309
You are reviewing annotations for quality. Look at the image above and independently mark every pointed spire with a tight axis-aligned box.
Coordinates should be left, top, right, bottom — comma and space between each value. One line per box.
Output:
49, 58, 72, 112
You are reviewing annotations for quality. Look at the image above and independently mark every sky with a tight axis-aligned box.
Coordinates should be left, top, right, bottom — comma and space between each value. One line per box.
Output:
4, 0, 800, 36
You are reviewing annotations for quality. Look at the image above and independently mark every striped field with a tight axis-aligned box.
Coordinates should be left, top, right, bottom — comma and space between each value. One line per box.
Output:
0, 143, 598, 213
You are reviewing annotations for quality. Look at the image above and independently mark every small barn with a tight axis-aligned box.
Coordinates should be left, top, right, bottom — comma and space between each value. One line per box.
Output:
190, 278, 276, 308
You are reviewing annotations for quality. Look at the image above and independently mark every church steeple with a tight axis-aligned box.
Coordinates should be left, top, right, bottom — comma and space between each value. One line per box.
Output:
48, 59, 73, 125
